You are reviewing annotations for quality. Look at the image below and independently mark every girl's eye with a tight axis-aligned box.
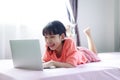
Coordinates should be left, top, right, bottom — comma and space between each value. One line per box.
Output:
44, 35, 58, 39
50, 36, 55, 38
44, 36, 55, 39
44, 37, 48, 39
45, 36, 47, 38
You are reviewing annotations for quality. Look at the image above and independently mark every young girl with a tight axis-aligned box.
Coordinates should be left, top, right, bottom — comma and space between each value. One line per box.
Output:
42, 20, 100, 68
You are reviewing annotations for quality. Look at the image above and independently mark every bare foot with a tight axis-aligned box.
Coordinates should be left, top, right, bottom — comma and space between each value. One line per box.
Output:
83, 27, 91, 36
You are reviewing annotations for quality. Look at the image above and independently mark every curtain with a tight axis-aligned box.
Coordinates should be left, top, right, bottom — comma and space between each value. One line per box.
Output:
0, 25, 44, 59
66, 0, 80, 46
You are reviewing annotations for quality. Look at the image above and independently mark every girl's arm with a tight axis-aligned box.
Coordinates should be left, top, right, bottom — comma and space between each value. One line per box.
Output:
43, 60, 75, 68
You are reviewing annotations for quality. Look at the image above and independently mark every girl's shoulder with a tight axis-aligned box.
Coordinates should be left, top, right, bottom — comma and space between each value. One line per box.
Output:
64, 37, 75, 43
63, 37, 76, 47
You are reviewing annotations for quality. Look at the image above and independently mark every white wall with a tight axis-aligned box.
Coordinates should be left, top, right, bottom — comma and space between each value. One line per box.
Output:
78, 0, 119, 52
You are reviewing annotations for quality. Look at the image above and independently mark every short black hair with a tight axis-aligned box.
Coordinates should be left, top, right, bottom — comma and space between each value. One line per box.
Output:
42, 20, 66, 36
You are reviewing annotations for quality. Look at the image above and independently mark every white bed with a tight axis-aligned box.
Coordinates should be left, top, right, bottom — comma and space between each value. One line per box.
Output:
0, 52, 120, 80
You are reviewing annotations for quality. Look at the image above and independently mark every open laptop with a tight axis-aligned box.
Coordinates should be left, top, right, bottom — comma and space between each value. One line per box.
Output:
9, 39, 43, 71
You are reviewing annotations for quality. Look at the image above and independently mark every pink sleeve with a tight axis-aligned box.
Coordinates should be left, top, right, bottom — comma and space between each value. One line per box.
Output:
43, 47, 51, 62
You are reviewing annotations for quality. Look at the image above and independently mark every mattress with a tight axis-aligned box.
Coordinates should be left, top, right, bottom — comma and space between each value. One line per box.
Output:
0, 52, 120, 80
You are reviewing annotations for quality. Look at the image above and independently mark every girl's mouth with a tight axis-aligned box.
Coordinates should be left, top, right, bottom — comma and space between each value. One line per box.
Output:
48, 44, 55, 48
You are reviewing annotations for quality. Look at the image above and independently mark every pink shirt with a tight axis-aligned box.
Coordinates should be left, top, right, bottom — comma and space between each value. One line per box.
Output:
43, 38, 100, 66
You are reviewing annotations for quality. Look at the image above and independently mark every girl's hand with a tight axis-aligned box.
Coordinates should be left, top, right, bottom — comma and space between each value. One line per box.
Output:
43, 60, 75, 68
43, 60, 55, 69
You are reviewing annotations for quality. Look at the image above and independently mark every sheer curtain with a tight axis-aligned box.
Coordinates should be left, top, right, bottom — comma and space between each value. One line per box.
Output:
0, 0, 69, 59
66, 0, 80, 46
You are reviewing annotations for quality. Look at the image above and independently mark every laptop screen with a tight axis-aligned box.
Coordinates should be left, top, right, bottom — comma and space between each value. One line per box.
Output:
9, 39, 43, 71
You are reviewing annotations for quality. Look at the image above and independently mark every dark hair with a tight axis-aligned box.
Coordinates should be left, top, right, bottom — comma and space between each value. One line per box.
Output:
42, 20, 66, 36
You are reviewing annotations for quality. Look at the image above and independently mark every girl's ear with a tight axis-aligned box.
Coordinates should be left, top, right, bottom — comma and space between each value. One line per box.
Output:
61, 33, 65, 40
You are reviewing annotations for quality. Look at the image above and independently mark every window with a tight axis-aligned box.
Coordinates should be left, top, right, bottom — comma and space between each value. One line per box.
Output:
0, 0, 69, 59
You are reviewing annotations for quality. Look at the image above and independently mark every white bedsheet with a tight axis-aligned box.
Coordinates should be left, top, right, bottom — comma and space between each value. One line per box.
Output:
0, 52, 120, 80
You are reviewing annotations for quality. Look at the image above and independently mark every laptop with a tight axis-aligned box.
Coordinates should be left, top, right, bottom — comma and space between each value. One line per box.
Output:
9, 39, 43, 71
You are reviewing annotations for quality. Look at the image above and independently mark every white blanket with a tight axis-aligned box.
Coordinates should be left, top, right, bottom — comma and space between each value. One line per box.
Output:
0, 52, 120, 80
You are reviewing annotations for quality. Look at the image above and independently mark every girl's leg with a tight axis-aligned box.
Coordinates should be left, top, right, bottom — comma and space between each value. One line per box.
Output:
83, 27, 97, 54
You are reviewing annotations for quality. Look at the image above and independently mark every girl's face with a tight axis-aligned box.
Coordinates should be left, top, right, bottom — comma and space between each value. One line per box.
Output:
44, 34, 64, 51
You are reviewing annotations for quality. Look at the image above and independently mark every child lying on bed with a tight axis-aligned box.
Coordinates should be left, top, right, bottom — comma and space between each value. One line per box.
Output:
42, 20, 100, 68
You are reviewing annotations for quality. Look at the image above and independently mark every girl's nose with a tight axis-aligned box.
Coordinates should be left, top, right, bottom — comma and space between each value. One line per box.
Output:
46, 38, 52, 44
